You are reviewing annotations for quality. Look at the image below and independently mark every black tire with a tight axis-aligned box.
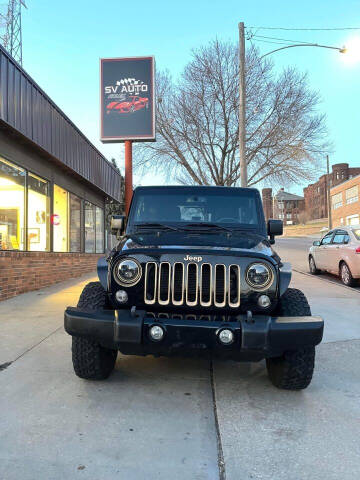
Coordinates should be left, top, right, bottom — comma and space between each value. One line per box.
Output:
266, 288, 315, 390
72, 282, 117, 380
339, 261, 357, 287
309, 255, 321, 275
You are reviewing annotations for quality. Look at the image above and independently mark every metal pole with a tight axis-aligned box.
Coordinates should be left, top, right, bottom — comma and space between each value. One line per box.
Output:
260, 43, 346, 59
125, 140, 133, 215
327, 155, 332, 230
238, 22, 247, 188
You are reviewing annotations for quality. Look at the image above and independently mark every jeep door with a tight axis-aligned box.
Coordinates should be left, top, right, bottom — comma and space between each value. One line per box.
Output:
315, 231, 334, 270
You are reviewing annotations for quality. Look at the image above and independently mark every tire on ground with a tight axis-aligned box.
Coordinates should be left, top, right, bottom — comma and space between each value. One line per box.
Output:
309, 255, 321, 275
266, 288, 315, 390
72, 282, 117, 380
339, 261, 357, 287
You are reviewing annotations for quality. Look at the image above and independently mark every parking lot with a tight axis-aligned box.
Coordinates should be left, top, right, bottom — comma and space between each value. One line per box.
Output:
1, 239, 360, 479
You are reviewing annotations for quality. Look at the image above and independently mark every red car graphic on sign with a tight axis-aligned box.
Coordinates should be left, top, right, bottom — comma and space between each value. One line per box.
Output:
106, 96, 149, 114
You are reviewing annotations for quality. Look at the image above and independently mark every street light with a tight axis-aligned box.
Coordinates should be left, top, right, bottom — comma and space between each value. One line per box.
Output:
261, 43, 346, 59
340, 36, 360, 64
238, 22, 348, 188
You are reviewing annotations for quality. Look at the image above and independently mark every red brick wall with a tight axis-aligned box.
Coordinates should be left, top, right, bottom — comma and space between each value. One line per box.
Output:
303, 163, 360, 221
0, 252, 104, 301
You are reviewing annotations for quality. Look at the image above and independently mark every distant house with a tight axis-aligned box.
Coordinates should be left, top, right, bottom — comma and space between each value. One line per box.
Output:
262, 188, 305, 225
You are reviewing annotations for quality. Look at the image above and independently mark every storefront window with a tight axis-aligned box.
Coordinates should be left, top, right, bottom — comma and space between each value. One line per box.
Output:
53, 184, 68, 252
70, 194, 81, 252
84, 201, 96, 253
96, 207, 104, 253
27, 173, 50, 251
0, 157, 25, 250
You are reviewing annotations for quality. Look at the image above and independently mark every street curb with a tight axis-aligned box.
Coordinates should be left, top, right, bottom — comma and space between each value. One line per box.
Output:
293, 268, 360, 295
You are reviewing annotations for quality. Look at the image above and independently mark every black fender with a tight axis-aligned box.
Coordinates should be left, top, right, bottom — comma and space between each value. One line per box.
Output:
97, 257, 108, 291
279, 262, 292, 296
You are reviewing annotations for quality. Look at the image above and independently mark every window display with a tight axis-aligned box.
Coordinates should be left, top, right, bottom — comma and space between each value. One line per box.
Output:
27, 173, 50, 251
0, 156, 105, 253
0, 157, 25, 250
53, 184, 69, 252
84, 201, 96, 253
70, 194, 81, 252
96, 207, 104, 253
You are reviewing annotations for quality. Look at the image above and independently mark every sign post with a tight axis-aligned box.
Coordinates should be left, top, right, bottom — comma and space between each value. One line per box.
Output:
100, 56, 155, 213
124, 140, 133, 214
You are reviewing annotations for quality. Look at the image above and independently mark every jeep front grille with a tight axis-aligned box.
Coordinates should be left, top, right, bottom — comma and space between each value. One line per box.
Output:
144, 262, 240, 308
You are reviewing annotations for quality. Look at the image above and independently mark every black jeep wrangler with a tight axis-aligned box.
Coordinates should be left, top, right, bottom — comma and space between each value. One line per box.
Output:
64, 186, 323, 389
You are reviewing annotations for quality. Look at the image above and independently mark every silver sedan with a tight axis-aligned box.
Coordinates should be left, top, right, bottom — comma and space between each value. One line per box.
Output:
309, 225, 360, 286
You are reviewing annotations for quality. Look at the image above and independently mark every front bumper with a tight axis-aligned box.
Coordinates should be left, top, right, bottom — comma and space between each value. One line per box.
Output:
64, 308, 324, 361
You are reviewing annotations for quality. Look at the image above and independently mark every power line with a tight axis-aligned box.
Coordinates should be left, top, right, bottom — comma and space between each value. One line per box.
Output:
250, 38, 295, 46
247, 26, 360, 31
251, 34, 319, 45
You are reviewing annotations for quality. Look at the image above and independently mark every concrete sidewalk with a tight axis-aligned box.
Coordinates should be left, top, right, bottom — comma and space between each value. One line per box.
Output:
214, 271, 360, 480
0, 273, 218, 480
1, 271, 360, 479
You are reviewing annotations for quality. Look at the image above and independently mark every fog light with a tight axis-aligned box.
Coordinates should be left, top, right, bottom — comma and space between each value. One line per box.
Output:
218, 329, 234, 345
149, 325, 164, 342
115, 290, 128, 303
258, 294, 271, 308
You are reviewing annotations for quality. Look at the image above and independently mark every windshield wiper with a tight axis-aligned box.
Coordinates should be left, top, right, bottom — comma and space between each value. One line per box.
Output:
134, 222, 180, 232
181, 222, 233, 233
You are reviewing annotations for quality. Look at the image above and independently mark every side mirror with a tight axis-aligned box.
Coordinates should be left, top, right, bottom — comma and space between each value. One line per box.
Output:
313, 240, 321, 246
110, 215, 126, 237
267, 219, 283, 245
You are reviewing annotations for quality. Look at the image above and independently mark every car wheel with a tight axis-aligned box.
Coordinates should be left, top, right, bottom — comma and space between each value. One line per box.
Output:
266, 288, 315, 390
72, 282, 117, 380
309, 255, 321, 275
340, 262, 357, 287
130, 106, 135, 113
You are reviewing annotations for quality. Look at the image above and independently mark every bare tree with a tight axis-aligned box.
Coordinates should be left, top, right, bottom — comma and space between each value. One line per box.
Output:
135, 40, 329, 188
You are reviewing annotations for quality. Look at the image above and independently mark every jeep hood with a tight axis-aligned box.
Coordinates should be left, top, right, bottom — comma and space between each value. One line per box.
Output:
116, 231, 274, 257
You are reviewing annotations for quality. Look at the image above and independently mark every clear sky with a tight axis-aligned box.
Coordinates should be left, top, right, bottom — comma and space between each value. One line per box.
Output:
21, 0, 360, 195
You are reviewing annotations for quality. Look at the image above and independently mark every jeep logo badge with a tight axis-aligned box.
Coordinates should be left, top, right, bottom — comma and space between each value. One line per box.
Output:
184, 255, 202, 262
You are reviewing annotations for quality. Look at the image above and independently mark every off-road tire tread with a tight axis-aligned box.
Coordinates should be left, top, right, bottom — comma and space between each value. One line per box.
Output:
267, 288, 315, 390
72, 282, 117, 380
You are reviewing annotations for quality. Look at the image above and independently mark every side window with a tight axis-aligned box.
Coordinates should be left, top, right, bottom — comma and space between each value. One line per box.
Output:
321, 233, 333, 245
333, 230, 349, 244
333, 234, 345, 244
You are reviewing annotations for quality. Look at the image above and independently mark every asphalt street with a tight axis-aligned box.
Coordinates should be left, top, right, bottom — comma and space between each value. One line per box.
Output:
1, 242, 360, 479
275, 236, 360, 291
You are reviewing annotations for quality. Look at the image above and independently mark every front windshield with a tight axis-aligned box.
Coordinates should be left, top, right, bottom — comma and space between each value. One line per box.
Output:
130, 189, 262, 229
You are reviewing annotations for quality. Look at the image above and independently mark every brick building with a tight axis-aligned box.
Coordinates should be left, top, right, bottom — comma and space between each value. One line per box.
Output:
303, 163, 360, 221
262, 188, 305, 225
330, 175, 360, 227
0, 45, 123, 301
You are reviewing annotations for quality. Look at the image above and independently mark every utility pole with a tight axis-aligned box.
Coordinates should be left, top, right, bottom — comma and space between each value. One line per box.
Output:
238, 22, 247, 188
124, 140, 133, 215
326, 155, 332, 230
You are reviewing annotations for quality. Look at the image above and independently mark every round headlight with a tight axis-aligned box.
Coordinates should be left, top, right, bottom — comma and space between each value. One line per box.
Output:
246, 263, 273, 290
114, 258, 142, 286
